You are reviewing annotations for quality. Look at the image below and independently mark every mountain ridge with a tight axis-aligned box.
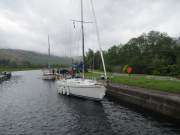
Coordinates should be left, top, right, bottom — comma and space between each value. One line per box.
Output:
0, 49, 72, 65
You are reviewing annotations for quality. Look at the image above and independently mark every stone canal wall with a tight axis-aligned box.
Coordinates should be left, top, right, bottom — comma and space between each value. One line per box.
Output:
0, 75, 7, 83
106, 84, 180, 120
0, 72, 11, 83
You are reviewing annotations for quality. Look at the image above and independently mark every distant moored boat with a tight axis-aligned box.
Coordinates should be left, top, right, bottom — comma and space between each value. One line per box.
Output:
42, 35, 56, 80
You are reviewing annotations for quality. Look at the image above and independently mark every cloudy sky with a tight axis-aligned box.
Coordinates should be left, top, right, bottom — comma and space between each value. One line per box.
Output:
0, 0, 180, 57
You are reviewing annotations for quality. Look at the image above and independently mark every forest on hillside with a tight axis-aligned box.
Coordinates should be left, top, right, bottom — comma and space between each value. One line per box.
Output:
0, 49, 71, 65
85, 30, 180, 76
0, 59, 68, 69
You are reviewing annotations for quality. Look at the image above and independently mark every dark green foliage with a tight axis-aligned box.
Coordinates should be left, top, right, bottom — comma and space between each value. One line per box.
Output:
169, 70, 179, 76
93, 51, 102, 70
22, 61, 33, 68
128, 56, 147, 74
112, 65, 123, 73
152, 55, 162, 75
86, 48, 94, 69
0, 59, 10, 67
101, 65, 112, 72
177, 58, 180, 72
104, 45, 120, 65
0, 59, 67, 69
11, 61, 18, 68
166, 51, 176, 64
85, 30, 180, 76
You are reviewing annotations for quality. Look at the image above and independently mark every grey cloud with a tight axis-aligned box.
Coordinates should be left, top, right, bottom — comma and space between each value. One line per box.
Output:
0, 0, 180, 57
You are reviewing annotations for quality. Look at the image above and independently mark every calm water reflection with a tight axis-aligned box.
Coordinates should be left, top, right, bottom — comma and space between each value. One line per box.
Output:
0, 70, 180, 134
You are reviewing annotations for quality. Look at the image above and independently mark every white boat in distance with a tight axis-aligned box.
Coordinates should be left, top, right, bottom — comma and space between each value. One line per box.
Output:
58, 0, 107, 101
42, 35, 56, 80
42, 69, 56, 80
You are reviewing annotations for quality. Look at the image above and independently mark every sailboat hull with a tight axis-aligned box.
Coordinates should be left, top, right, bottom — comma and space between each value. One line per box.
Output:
42, 73, 56, 80
58, 79, 106, 100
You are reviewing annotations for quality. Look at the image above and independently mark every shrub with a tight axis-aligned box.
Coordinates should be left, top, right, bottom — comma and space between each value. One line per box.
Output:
152, 55, 161, 74
123, 64, 129, 73
169, 71, 179, 76
112, 66, 123, 73
100, 64, 112, 72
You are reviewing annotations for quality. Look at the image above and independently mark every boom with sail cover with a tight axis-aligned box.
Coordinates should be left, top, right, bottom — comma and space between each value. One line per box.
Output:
69, 61, 87, 70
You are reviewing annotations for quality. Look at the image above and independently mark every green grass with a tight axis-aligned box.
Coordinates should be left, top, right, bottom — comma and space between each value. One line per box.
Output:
83, 72, 180, 93
112, 75, 180, 93
87, 69, 177, 78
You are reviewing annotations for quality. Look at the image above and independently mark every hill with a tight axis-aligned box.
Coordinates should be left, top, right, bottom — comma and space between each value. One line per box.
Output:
0, 49, 72, 65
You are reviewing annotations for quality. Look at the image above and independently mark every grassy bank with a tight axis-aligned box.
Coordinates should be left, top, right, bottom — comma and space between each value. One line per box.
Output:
112, 75, 180, 93
87, 69, 177, 78
84, 72, 180, 93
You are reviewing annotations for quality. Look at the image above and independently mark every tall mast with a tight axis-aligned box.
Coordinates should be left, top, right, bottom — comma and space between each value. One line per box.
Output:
90, 0, 107, 79
81, 0, 85, 78
48, 35, 51, 73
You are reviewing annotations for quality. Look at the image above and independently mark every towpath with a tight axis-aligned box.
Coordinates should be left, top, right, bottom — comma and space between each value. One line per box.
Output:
90, 71, 180, 81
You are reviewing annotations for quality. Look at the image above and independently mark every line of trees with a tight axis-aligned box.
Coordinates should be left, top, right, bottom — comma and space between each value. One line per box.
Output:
0, 59, 68, 69
85, 30, 180, 76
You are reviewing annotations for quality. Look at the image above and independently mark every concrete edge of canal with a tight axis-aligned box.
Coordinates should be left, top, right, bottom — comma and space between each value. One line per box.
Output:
0, 71, 11, 83
106, 83, 180, 120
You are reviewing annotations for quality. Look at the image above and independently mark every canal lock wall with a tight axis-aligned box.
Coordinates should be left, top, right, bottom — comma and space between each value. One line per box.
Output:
0, 75, 7, 83
0, 72, 11, 83
106, 84, 180, 120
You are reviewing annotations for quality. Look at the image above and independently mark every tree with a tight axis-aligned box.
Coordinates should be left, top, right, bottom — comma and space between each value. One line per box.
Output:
152, 55, 162, 75
11, 61, 18, 68
165, 51, 176, 64
37, 63, 44, 68
104, 45, 120, 66
94, 50, 101, 70
45, 63, 48, 68
86, 48, 94, 69
128, 56, 147, 74
176, 58, 180, 73
0, 59, 10, 66
23, 61, 32, 68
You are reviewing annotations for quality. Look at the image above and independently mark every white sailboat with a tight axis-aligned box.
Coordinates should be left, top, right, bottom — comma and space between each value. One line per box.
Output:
42, 35, 56, 80
57, 0, 107, 100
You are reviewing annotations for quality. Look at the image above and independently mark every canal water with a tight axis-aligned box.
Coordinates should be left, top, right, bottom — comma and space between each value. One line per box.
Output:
0, 70, 180, 134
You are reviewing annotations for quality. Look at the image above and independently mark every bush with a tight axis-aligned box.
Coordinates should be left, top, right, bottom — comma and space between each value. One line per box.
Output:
143, 67, 153, 75
166, 65, 178, 73
100, 64, 112, 72
123, 64, 129, 73
168, 70, 179, 76
152, 55, 161, 74
112, 66, 123, 73
106, 65, 113, 72
176, 74, 180, 79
